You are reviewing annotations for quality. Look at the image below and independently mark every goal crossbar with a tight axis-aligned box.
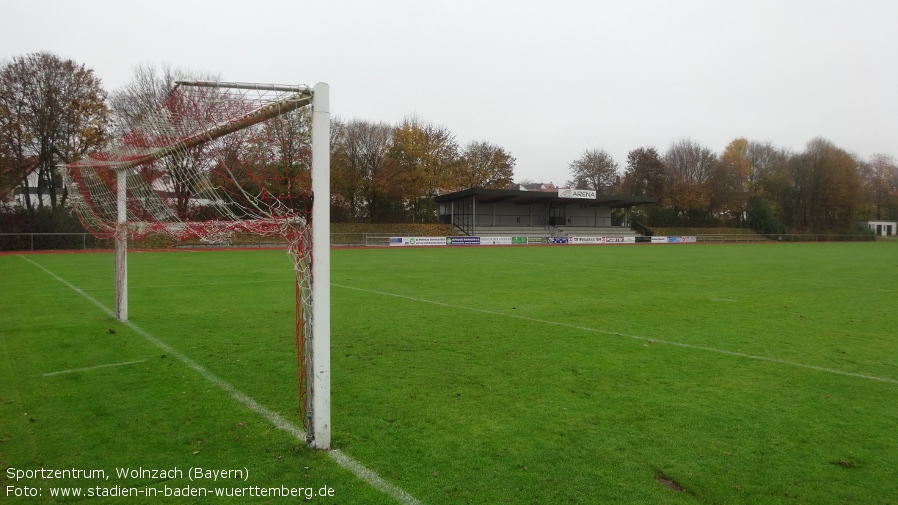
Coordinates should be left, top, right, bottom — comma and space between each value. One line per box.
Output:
70, 88, 312, 172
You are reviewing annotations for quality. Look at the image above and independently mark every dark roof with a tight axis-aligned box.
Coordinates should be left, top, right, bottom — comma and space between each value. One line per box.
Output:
433, 187, 657, 208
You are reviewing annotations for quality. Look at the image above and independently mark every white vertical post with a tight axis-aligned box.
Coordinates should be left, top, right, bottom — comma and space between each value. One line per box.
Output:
115, 170, 128, 321
309, 82, 331, 449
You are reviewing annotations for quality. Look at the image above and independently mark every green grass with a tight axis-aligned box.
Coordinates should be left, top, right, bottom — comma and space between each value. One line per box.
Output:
2, 242, 897, 504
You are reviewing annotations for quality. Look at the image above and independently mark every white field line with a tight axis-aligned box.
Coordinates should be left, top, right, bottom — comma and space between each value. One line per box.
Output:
43, 359, 147, 377
334, 283, 898, 386
77, 279, 286, 292
19, 256, 423, 505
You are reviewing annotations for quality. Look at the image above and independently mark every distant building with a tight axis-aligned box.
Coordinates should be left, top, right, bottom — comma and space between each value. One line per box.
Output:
860, 220, 896, 237
434, 186, 656, 237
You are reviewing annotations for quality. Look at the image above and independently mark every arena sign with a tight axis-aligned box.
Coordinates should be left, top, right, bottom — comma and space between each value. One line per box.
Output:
557, 188, 596, 199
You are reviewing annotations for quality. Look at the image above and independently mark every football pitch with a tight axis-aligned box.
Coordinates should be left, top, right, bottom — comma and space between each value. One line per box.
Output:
1, 242, 897, 504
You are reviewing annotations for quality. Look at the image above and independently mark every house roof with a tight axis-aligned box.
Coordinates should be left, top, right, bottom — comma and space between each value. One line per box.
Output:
433, 187, 657, 208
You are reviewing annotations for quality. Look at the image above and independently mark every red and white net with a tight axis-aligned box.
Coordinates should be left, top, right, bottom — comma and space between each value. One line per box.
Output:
63, 81, 317, 427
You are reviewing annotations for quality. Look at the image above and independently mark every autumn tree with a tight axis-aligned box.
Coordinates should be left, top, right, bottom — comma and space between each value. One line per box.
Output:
662, 138, 717, 213
566, 148, 620, 192
710, 138, 752, 220
0, 52, 108, 212
785, 138, 863, 230
388, 116, 459, 222
621, 147, 664, 197
456, 140, 515, 189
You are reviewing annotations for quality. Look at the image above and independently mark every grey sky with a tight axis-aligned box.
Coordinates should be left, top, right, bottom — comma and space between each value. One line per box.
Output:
3, 0, 896, 183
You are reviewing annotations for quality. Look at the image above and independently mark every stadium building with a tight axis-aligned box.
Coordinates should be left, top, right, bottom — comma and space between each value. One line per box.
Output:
434, 185, 657, 238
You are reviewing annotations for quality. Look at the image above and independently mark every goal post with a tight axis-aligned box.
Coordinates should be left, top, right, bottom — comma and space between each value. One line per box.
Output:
115, 169, 128, 321
309, 82, 331, 449
61, 80, 331, 449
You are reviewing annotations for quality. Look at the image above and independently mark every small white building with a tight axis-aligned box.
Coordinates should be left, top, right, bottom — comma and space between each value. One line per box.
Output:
861, 221, 897, 236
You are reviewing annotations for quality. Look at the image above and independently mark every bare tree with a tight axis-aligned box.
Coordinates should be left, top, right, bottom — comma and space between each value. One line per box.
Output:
108, 64, 220, 219
859, 153, 898, 220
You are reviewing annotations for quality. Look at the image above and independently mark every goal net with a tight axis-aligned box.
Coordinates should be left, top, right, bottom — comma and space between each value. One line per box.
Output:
61, 81, 331, 449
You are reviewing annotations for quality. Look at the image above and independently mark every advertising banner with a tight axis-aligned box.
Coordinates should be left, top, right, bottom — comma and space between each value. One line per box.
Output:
570, 236, 605, 244
389, 237, 448, 246
666, 236, 697, 243
388, 235, 689, 247
447, 236, 481, 246
479, 236, 513, 245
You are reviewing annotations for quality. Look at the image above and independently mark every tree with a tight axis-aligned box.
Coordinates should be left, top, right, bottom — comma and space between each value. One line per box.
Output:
242, 107, 313, 212
621, 147, 664, 197
710, 138, 752, 219
566, 148, 619, 192
456, 140, 515, 189
745, 195, 784, 234
662, 138, 717, 212
330, 118, 396, 222
745, 140, 791, 198
108, 64, 220, 219
0, 52, 108, 212
786, 138, 863, 230
859, 153, 898, 220
388, 116, 459, 222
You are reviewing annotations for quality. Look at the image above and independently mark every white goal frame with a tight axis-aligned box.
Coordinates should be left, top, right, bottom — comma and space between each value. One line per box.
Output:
87, 82, 331, 449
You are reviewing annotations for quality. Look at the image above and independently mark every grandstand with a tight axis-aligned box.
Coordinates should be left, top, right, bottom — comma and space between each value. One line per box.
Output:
434, 187, 657, 238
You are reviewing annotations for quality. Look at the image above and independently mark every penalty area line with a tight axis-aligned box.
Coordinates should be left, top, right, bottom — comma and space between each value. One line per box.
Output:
19, 255, 423, 505
42, 359, 147, 377
335, 283, 898, 386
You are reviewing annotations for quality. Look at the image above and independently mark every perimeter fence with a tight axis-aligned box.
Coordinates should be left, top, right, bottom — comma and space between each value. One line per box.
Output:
0, 232, 881, 252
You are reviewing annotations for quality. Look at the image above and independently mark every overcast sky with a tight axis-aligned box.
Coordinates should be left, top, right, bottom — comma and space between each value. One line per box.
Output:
3, 0, 896, 183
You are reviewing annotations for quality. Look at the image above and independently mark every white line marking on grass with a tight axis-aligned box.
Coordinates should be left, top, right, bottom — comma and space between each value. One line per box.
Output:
19, 256, 423, 505
43, 359, 147, 377
335, 283, 898, 386
78, 280, 287, 292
